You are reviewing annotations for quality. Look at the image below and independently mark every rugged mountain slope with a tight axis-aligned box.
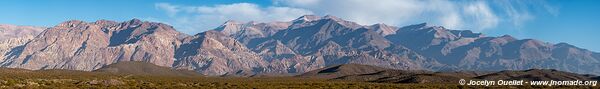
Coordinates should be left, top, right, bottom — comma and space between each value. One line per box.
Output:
213, 20, 290, 45
436, 35, 600, 74
0, 15, 598, 76
173, 30, 268, 75
381, 22, 600, 74
219, 15, 441, 74
0, 24, 46, 61
207, 15, 599, 75
0, 19, 186, 71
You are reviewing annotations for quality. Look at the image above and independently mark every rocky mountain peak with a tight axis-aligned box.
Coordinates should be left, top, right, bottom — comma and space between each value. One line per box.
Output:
127, 18, 143, 25
117, 19, 145, 28
195, 30, 222, 38
0, 19, 184, 72
479, 35, 517, 45
290, 15, 361, 29
554, 42, 576, 48
500, 34, 514, 38
214, 20, 245, 36
293, 15, 322, 22
428, 26, 459, 39
521, 39, 548, 47
399, 22, 428, 30
57, 20, 88, 28
222, 20, 242, 26
321, 15, 361, 28
369, 23, 398, 36
497, 35, 517, 41
370, 23, 397, 30
94, 19, 118, 26
245, 21, 259, 25
450, 30, 483, 38
323, 15, 341, 20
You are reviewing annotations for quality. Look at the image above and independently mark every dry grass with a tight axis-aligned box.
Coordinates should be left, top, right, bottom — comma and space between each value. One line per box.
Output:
0, 69, 597, 88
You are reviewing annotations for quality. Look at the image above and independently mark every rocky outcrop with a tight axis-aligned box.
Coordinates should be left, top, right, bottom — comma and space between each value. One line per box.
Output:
0, 24, 46, 62
0, 19, 187, 71
173, 31, 268, 75
213, 20, 290, 45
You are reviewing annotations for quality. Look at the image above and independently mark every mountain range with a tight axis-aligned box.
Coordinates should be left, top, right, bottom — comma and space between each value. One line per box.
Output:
0, 15, 599, 76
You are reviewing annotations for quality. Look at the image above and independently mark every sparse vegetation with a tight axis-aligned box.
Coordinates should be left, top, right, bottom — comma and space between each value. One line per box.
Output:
0, 63, 597, 88
0, 69, 596, 88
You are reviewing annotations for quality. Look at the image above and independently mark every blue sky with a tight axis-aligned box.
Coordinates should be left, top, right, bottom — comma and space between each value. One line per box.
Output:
1, 0, 599, 52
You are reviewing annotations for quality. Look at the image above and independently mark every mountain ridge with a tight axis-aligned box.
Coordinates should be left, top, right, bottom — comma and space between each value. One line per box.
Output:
0, 15, 598, 76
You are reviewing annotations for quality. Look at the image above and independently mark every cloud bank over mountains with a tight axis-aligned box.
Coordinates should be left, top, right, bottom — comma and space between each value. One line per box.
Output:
155, 3, 313, 34
155, 0, 557, 35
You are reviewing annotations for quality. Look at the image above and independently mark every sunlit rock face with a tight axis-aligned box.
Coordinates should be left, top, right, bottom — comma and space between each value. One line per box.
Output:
0, 19, 187, 71
0, 24, 46, 62
1, 15, 599, 76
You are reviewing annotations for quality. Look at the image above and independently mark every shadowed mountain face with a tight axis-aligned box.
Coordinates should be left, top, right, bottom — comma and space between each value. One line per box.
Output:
233, 15, 440, 74
299, 64, 598, 84
215, 15, 600, 75
0, 25, 46, 62
297, 64, 393, 79
0, 15, 598, 76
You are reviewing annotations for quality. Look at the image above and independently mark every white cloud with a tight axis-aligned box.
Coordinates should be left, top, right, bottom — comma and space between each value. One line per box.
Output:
440, 13, 462, 30
155, 3, 179, 17
463, 1, 499, 31
274, 0, 556, 32
273, 0, 500, 31
492, 0, 557, 29
154, 3, 313, 34
155, 0, 557, 34
275, 0, 424, 25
